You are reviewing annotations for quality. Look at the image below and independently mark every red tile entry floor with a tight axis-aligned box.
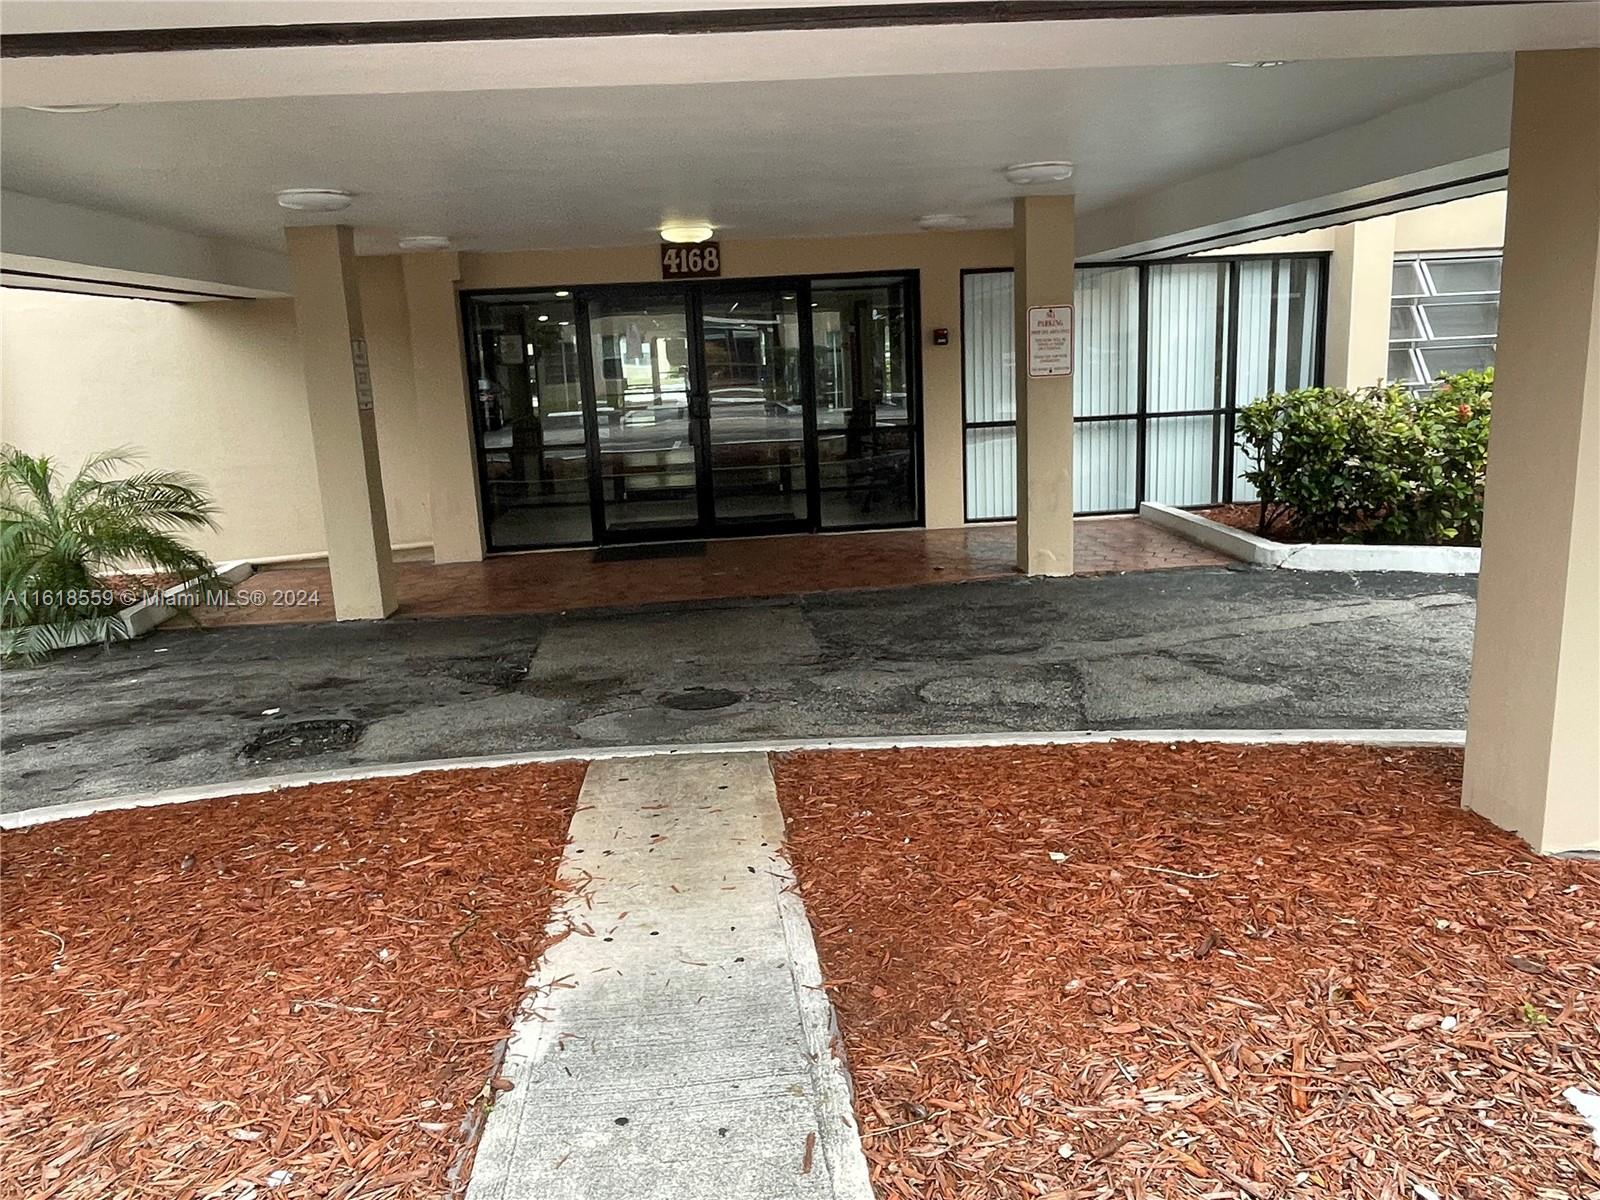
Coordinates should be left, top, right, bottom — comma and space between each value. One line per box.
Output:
190, 518, 1229, 628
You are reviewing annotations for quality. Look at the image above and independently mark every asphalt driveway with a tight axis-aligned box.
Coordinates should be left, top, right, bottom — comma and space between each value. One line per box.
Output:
0, 566, 1477, 813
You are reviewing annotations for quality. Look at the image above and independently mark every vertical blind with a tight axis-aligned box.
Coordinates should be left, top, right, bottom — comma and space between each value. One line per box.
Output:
962, 255, 1325, 520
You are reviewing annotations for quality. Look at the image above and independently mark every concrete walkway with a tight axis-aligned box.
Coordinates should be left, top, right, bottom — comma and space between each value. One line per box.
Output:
467, 753, 872, 1200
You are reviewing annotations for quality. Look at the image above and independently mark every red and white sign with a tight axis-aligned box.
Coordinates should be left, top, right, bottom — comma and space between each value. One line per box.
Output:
1026, 304, 1074, 378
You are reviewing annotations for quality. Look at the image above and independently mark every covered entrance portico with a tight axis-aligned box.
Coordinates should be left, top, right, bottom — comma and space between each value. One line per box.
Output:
2, 2, 1596, 853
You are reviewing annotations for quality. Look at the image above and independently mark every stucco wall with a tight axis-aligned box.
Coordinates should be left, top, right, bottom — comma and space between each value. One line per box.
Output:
0, 257, 430, 562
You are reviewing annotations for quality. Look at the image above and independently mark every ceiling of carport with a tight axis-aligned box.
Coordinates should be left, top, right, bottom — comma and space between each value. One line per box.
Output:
0, 54, 1507, 254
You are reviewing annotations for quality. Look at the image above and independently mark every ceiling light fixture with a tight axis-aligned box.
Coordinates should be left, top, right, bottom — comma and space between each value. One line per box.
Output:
397, 235, 451, 251
918, 213, 971, 231
24, 103, 120, 114
659, 222, 716, 245
276, 188, 354, 213
1226, 60, 1287, 68
1002, 161, 1075, 186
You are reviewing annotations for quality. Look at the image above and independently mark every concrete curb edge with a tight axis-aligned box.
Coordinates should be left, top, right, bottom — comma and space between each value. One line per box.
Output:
770, 802, 877, 1199
2, 728, 1467, 831
1140, 502, 1481, 574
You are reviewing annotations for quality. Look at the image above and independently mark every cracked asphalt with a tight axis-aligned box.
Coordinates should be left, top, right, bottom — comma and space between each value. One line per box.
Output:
0, 566, 1477, 813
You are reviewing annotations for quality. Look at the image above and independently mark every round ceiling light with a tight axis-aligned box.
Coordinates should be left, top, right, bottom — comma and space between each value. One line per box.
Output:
917, 213, 971, 231
659, 223, 716, 245
276, 188, 354, 213
1003, 161, 1075, 186
24, 103, 120, 114
398, 235, 451, 251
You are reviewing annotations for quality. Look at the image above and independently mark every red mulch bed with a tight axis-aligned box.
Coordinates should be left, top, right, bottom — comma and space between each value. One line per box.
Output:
775, 743, 1600, 1200
0, 763, 585, 1200
1200, 504, 1299, 543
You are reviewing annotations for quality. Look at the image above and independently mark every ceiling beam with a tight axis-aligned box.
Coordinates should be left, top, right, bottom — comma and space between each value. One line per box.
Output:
1, 191, 291, 298
0, 1, 1528, 58
1077, 68, 1512, 258
3, 2, 1594, 107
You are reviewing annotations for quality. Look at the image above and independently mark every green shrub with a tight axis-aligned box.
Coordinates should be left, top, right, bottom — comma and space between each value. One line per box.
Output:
1, 447, 221, 661
1236, 369, 1491, 545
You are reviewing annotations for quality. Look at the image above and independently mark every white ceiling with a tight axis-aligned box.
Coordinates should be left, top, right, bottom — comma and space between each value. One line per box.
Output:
0, 54, 1508, 255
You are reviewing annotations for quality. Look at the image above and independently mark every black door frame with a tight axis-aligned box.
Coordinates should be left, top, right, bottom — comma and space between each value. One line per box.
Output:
576, 277, 814, 545
462, 270, 923, 553
691, 277, 817, 539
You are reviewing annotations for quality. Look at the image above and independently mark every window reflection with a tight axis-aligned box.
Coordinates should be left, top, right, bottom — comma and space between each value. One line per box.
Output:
467, 295, 592, 549
701, 290, 807, 527
463, 272, 923, 549
586, 293, 699, 535
811, 278, 917, 527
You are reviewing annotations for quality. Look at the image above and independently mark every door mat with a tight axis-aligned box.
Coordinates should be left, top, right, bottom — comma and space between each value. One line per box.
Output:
593, 541, 708, 563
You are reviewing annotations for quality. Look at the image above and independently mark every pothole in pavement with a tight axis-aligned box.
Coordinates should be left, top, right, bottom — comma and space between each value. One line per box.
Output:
240, 719, 365, 763
658, 687, 743, 711
445, 656, 531, 691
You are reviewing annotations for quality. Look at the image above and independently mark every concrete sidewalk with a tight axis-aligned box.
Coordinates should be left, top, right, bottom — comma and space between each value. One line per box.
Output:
467, 753, 872, 1200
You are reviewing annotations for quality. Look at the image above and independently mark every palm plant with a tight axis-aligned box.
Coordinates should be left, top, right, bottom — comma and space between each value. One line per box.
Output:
1, 447, 221, 662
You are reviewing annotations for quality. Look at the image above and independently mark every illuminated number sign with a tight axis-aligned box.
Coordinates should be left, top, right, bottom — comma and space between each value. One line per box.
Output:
661, 241, 722, 279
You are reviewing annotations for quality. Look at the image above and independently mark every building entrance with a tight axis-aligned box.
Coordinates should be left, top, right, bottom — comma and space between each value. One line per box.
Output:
464, 273, 920, 551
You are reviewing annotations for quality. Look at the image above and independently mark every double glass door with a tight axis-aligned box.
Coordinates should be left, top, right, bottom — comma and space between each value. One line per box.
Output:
585, 284, 808, 540
465, 273, 919, 552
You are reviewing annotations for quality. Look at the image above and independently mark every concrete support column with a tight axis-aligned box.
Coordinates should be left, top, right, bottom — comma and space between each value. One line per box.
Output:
400, 252, 485, 563
285, 225, 398, 620
1324, 214, 1396, 389
1012, 195, 1076, 576
1462, 48, 1600, 854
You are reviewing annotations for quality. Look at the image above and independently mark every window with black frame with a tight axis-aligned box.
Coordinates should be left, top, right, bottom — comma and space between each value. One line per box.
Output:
810, 276, 919, 528
960, 255, 1324, 519
464, 292, 594, 550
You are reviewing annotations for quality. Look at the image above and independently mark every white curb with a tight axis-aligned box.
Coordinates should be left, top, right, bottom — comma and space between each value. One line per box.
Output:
1, 728, 1466, 831
1141, 503, 1481, 574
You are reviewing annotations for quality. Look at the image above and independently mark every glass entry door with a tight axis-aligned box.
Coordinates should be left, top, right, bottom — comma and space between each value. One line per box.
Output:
584, 284, 810, 541
696, 285, 809, 533
464, 272, 919, 551
585, 290, 702, 538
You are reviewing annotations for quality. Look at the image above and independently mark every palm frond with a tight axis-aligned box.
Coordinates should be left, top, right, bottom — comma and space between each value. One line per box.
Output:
0, 448, 59, 520
0, 612, 129, 665
0, 444, 221, 661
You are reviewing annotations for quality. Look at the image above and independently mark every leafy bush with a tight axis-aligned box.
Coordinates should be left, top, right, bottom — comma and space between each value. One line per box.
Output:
1236, 368, 1492, 545
1, 447, 221, 661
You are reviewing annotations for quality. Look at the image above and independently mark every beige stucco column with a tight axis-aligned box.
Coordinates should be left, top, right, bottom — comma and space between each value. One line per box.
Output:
1012, 195, 1076, 576
1463, 48, 1599, 855
400, 252, 485, 563
1324, 214, 1396, 389
285, 225, 398, 620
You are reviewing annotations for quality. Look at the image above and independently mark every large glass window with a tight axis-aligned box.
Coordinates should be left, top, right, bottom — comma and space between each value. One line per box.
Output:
1388, 252, 1501, 389
811, 277, 919, 528
465, 293, 593, 550
960, 255, 1324, 519
463, 272, 920, 550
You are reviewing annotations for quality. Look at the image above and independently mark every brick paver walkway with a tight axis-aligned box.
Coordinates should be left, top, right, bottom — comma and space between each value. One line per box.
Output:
190, 518, 1228, 628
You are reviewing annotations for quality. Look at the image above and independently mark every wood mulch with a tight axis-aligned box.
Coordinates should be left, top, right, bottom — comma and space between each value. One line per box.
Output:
1200, 505, 1296, 543
774, 743, 1600, 1200
0, 763, 585, 1200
